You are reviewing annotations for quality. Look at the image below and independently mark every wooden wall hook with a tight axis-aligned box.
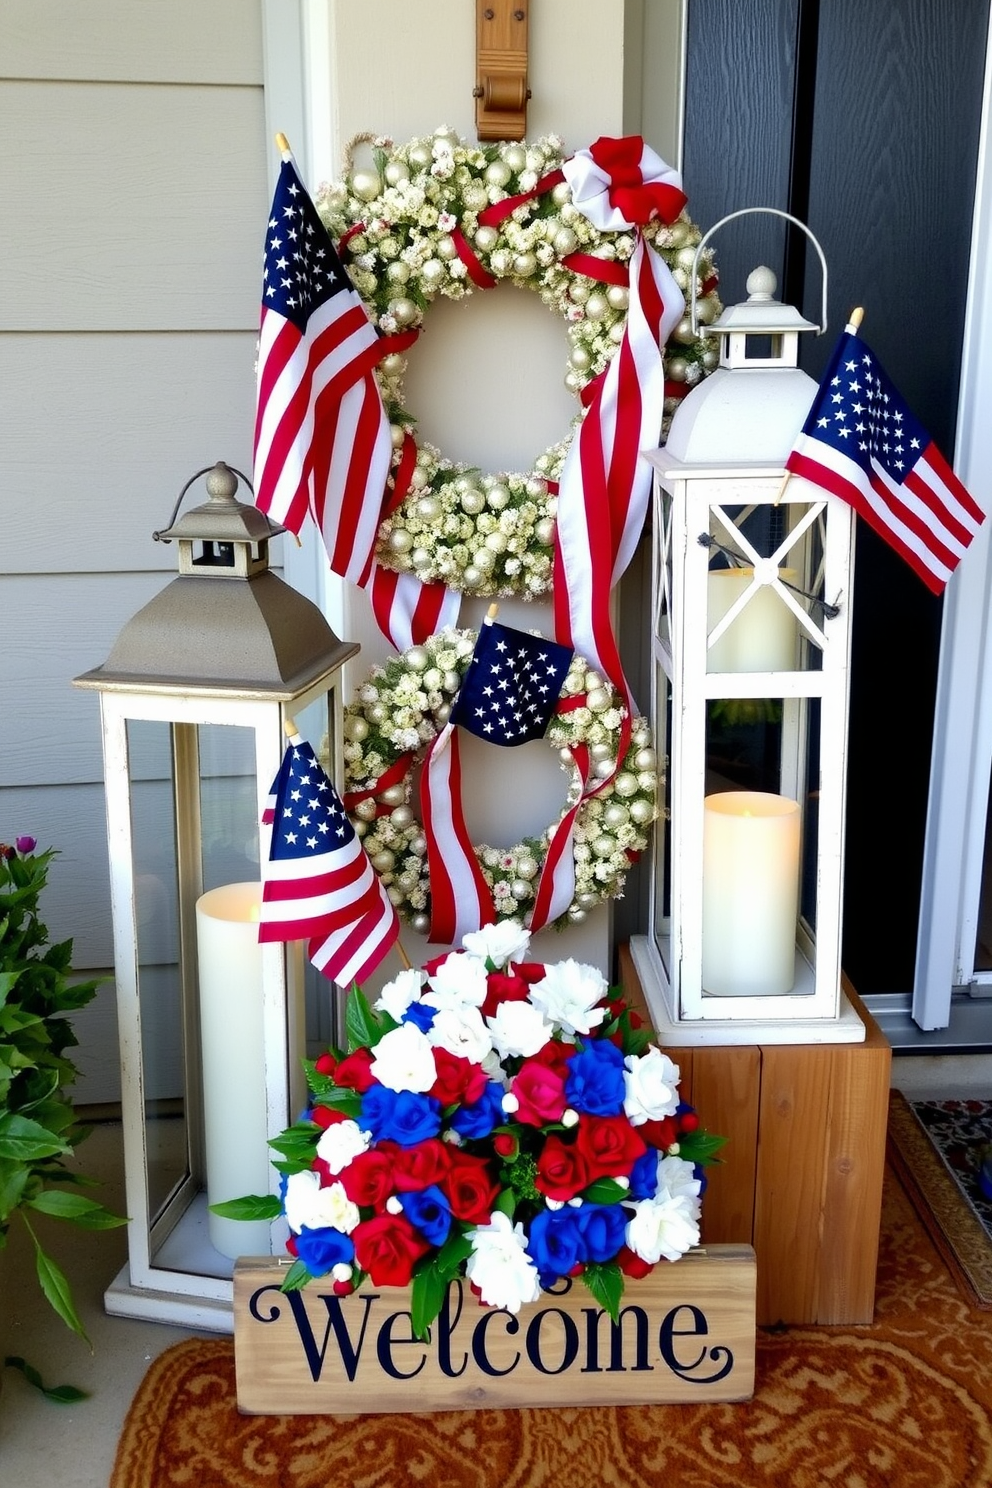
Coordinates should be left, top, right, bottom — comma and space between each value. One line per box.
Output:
475, 0, 530, 141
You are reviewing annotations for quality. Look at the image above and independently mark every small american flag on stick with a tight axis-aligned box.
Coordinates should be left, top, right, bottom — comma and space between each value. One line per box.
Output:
259, 731, 399, 988
785, 314, 984, 594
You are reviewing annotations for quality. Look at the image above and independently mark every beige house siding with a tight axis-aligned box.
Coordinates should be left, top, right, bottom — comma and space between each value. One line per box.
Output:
1, 0, 269, 1098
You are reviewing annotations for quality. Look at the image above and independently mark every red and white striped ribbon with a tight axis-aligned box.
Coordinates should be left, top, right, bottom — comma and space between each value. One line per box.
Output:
421, 723, 496, 944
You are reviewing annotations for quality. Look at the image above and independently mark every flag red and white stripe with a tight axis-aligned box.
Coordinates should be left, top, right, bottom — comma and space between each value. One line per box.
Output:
420, 724, 496, 944
259, 733, 399, 988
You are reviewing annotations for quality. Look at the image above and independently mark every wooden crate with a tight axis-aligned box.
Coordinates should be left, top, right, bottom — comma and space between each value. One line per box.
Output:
234, 1246, 756, 1414
619, 946, 891, 1326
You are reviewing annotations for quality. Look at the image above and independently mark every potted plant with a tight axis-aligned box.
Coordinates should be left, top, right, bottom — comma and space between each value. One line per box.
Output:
0, 837, 126, 1357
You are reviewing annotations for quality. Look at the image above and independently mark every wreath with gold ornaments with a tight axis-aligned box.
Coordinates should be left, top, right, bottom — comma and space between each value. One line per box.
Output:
317, 129, 721, 601
340, 628, 660, 934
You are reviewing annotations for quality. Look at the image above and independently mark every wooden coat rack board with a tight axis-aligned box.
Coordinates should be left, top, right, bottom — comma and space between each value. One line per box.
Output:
475, 0, 530, 140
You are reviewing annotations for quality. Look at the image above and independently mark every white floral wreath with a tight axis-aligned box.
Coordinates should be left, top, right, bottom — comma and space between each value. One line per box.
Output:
317, 129, 721, 600
341, 628, 660, 931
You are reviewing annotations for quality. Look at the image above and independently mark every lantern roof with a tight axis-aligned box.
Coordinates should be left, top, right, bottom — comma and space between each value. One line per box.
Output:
709, 266, 818, 338
75, 463, 358, 698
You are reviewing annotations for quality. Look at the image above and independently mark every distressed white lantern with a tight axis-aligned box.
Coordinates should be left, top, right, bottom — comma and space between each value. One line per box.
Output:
74, 463, 358, 1328
631, 212, 863, 1044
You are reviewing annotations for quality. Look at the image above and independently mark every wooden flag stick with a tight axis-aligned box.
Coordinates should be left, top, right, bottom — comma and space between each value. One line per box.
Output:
275, 132, 292, 155
847, 305, 865, 334
486, 601, 499, 624
393, 937, 413, 970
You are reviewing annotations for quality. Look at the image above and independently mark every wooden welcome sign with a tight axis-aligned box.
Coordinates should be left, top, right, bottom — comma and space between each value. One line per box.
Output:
233, 1245, 757, 1414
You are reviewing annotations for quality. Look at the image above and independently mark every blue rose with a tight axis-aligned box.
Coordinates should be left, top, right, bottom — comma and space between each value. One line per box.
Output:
564, 1038, 626, 1117
527, 1206, 585, 1285
576, 1202, 628, 1263
628, 1148, 660, 1201
402, 1002, 437, 1034
450, 1082, 506, 1140
399, 1184, 453, 1247
358, 1083, 398, 1140
385, 1089, 443, 1147
294, 1225, 354, 1276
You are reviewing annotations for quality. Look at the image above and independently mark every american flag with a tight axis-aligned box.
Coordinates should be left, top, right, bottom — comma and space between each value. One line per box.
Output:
449, 622, 574, 745
253, 150, 390, 588
786, 327, 985, 595
258, 734, 399, 988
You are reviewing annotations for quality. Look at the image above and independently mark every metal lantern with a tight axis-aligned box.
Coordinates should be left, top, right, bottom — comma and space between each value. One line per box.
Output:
631, 211, 863, 1045
74, 463, 358, 1328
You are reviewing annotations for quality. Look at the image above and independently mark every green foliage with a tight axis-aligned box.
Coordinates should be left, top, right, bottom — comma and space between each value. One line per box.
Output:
0, 843, 126, 1343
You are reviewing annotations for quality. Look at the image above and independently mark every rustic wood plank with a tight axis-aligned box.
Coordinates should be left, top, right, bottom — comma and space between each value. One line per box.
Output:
1, 0, 263, 83
234, 1248, 757, 1413
690, 1047, 760, 1248
3, 331, 258, 575
3, 81, 267, 331
814, 987, 891, 1323
752, 1042, 833, 1325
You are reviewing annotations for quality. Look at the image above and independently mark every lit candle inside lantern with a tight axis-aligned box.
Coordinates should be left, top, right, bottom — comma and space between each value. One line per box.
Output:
196, 881, 273, 1259
706, 568, 796, 672
701, 791, 800, 996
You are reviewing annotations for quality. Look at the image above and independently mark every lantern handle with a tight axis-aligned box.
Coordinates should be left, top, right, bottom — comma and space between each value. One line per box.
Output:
152, 462, 255, 542
689, 208, 828, 337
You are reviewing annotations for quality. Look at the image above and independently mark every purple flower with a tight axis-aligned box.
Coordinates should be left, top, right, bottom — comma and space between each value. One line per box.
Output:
15, 836, 37, 856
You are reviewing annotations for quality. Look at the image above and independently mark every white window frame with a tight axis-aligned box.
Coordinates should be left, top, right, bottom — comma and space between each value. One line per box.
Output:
913, 25, 992, 1031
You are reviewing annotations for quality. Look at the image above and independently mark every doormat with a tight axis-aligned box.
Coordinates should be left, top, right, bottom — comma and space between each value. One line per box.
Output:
886, 1089, 992, 1309
109, 1172, 992, 1488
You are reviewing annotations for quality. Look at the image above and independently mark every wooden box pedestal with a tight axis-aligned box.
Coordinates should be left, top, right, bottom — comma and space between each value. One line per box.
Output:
620, 947, 891, 1326
233, 1248, 756, 1414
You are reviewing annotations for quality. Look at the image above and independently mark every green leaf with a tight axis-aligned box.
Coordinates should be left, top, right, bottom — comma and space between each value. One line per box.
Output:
0, 970, 21, 1007
581, 1261, 624, 1322
493, 1186, 517, 1219
345, 985, 384, 1052
34, 1242, 89, 1343
209, 1194, 282, 1222
581, 1177, 629, 1205
3, 1355, 89, 1403
0, 1161, 29, 1223
299, 1065, 362, 1117
410, 1261, 446, 1342
0, 1112, 71, 1162
280, 1259, 312, 1293
27, 1190, 127, 1229
677, 1130, 726, 1166
434, 1227, 473, 1278
268, 1122, 320, 1161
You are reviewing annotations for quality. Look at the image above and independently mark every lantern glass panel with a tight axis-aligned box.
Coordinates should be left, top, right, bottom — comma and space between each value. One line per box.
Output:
651, 674, 674, 984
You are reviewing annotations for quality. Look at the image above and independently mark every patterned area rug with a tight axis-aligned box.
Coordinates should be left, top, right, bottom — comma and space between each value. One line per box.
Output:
887, 1090, 992, 1308
110, 1170, 992, 1488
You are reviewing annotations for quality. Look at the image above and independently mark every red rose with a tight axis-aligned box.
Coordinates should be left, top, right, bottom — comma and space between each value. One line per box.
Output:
442, 1150, 501, 1223
535, 1134, 589, 1201
480, 961, 543, 1017
511, 1060, 567, 1126
384, 1137, 451, 1193
617, 1245, 655, 1280
493, 1131, 518, 1159
352, 1214, 431, 1286
574, 1114, 647, 1180
527, 1038, 576, 1081
310, 1105, 347, 1130
315, 1052, 336, 1076
639, 1115, 678, 1151
429, 1047, 488, 1107
333, 1048, 376, 1093
678, 1110, 700, 1134
338, 1148, 395, 1209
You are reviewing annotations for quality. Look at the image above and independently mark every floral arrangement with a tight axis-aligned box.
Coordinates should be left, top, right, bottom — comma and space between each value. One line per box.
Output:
341, 629, 659, 931
0, 838, 126, 1346
315, 128, 722, 599
215, 923, 722, 1339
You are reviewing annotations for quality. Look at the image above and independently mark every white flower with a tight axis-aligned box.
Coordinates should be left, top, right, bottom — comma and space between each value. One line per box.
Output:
623, 1047, 681, 1125
425, 951, 488, 1010
368, 1022, 438, 1093
283, 1171, 361, 1236
529, 959, 609, 1036
314, 1119, 371, 1176
656, 1154, 703, 1207
624, 1192, 700, 1264
466, 1211, 542, 1312
427, 1004, 493, 1065
461, 920, 532, 969
375, 966, 425, 1021
486, 999, 554, 1059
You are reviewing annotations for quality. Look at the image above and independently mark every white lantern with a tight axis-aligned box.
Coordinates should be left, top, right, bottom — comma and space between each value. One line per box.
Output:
631, 212, 864, 1045
74, 463, 358, 1327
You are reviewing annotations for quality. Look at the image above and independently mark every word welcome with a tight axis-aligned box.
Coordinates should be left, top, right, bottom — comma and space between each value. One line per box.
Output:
247, 1276, 736, 1387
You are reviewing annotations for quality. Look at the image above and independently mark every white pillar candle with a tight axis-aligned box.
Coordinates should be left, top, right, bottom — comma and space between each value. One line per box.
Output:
701, 791, 800, 996
196, 881, 273, 1259
707, 569, 796, 672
